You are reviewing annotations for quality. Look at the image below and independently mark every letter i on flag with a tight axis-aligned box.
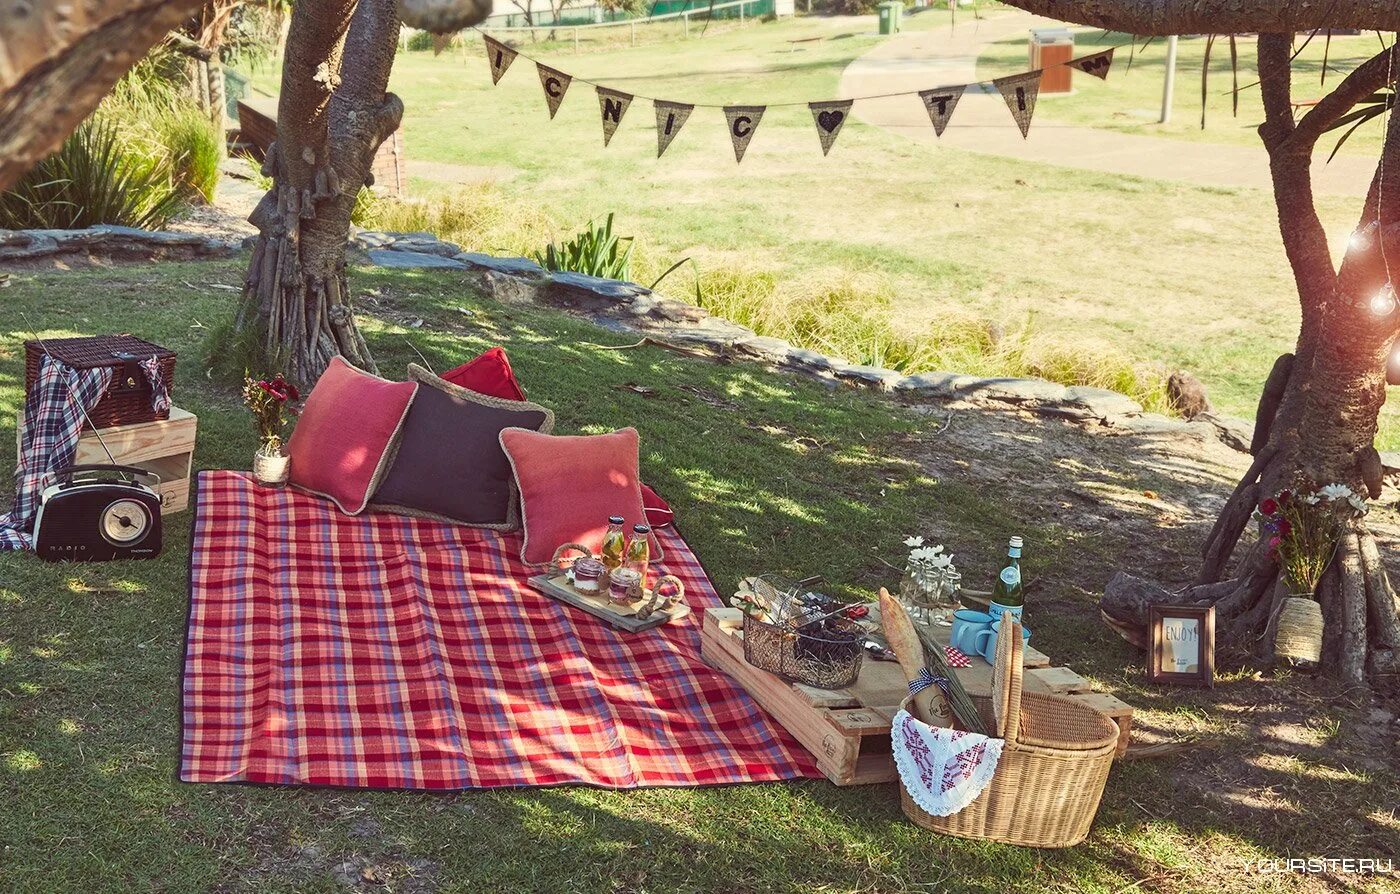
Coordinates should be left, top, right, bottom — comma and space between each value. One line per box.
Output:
723, 105, 765, 163
1070, 48, 1115, 80
596, 87, 633, 146
993, 71, 1041, 138
654, 100, 694, 158
482, 34, 517, 85
537, 63, 573, 119
808, 100, 853, 156
918, 85, 965, 137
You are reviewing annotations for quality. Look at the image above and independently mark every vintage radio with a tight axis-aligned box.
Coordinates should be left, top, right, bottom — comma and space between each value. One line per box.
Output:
32, 465, 163, 562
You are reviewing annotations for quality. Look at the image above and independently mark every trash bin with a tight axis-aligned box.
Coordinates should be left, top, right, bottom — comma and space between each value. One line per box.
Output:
877, 1, 902, 35
1029, 27, 1074, 93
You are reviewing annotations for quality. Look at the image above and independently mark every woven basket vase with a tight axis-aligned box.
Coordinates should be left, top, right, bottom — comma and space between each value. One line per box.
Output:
1274, 596, 1324, 665
897, 614, 1120, 849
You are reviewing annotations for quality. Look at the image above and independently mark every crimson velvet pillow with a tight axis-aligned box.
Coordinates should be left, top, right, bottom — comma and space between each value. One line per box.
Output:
369, 364, 554, 529
288, 356, 418, 514
439, 347, 528, 402
499, 427, 662, 566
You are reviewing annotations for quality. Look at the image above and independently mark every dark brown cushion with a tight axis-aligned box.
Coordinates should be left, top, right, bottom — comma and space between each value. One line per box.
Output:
369, 363, 554, 529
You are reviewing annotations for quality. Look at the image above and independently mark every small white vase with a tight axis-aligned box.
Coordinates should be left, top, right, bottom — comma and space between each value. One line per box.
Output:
252, 445, 290, 488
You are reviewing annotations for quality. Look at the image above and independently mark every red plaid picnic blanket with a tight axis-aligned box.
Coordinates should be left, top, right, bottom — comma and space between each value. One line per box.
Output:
181, 471, 821, 790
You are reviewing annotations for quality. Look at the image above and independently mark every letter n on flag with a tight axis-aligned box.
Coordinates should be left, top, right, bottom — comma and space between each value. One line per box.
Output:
596, 87, 633, 147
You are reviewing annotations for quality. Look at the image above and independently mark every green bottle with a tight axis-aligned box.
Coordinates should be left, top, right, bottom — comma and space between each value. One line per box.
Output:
989, 536, 1024, 622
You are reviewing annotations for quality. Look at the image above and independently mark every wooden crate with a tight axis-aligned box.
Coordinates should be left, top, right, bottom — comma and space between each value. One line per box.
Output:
18, 406, 197, 514
701, 606, 1135, 786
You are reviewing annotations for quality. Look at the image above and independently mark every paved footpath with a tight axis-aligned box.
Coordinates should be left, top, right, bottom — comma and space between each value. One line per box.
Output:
838, 10, 1374, 197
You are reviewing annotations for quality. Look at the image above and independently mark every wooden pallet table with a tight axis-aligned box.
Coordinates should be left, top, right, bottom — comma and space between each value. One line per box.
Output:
18, 406, 197, 514
701, 606, 1134, 787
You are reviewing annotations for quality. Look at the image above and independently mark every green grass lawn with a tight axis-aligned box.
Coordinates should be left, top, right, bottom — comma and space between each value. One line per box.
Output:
248, 9, 1400, 445
977, 28, 1387, 155
2, 262, 1397, 893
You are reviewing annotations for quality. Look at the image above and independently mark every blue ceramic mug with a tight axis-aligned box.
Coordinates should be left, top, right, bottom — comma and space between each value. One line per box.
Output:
950, 610, 993, 656
974, 620, 1032, 663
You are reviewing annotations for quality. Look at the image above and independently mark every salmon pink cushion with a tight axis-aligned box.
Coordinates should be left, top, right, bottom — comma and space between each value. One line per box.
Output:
288, 356, 418, 514
439, 347, 527, 402
499, 427, 662, 566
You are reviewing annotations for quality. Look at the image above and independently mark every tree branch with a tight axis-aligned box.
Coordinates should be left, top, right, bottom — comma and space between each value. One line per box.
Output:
0, 0, 204, 191
994, 0, 1400, 35
1256, 34, 1337, 315
1292, 44, 1400, 149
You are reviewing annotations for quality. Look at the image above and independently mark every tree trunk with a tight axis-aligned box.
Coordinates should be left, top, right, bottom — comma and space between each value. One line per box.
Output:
1099, 34, 1400, 687
0, 0, 205, 191
234, 0, 491, 386
237, 0, 402, 385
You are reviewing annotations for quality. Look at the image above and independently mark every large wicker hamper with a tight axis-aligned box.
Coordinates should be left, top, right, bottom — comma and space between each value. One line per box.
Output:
24, 335, 175, 429
897, 615, 1119, 848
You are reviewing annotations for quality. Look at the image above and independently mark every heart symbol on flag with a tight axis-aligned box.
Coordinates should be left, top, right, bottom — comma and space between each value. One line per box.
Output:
817, 110, 844, 132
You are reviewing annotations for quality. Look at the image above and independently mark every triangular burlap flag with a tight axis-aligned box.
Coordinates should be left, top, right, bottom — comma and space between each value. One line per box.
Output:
808, 99, 853, 156
432, 33, 453, 56
537, 63, 572, 119
918, 85, 965, 137
723, 105, 765, 163
654, 100, 694, 158
596, 87, 633, 147
1070, 48, 1114, 80
483, 34, 517, 85
994, 71, 1041, 138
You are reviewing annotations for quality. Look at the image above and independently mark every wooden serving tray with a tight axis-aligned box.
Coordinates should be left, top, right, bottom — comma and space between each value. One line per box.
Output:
527, 573, 690, 633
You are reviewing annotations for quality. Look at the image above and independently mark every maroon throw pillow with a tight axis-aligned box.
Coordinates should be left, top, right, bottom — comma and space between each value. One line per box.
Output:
438, 347, 528, 402
288, 356, 418, 515
370, 365, 554, 528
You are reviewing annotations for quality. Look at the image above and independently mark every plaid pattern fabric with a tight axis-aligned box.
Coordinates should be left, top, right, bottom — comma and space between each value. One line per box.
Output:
182, 471, 821, 790
0, 356, 114, 550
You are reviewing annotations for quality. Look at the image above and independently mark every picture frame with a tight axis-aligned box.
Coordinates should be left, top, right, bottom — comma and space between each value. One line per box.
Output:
1147, 604, 1215, 688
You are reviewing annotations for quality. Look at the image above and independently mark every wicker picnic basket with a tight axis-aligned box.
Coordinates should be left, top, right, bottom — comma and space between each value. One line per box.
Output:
897, 615, 1119, 848
24, 335, 175, 429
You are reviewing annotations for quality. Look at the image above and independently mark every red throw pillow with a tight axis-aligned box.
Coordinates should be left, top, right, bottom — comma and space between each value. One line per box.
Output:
499, 427, 662, 566
288, 356, 418, 514
439, 347, 527, 402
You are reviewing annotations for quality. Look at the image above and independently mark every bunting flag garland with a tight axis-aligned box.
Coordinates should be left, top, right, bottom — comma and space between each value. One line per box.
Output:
1071, 48, 1115, 80
483, 34, 518, 85
723, 105, 765, 163
918, 85, 965, 137
993, 71, 1041, 139
432, 34, 452, 56
474, 28, 1125, 157
537, 63, 572, 119
654, 100, 694, 158
808, 100, 853, 156
596, 87, 634, 147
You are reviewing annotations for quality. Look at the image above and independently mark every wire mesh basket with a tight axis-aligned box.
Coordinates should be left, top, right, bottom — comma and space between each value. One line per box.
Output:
742, 611, 865, 689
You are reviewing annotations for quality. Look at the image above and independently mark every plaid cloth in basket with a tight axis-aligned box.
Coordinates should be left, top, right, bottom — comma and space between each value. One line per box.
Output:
181, 470, 821, 790
1, 356, 114, 550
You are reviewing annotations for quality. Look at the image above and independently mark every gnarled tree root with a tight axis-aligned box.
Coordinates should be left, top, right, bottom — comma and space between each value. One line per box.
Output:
1103, 523, 1400, 685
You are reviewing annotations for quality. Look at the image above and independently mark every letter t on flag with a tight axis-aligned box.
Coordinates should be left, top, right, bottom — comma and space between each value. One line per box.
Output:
482, 34, 517, 85
596, 87, 633, 147
918, 85, 965, 137
654, 100, 694, 158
